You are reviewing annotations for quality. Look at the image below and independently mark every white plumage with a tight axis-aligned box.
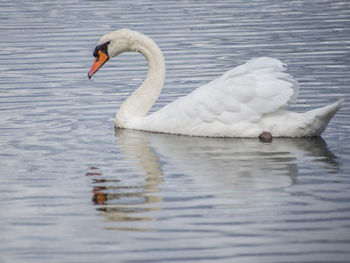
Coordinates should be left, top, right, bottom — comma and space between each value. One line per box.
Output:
88, 29, 343, 138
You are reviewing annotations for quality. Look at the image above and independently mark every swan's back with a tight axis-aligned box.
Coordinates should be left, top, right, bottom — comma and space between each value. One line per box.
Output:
132, 57, 300, 137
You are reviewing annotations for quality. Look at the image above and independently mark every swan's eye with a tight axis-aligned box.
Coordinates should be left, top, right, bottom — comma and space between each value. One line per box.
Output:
93, 41, 111, 57
93, 47, 99, 58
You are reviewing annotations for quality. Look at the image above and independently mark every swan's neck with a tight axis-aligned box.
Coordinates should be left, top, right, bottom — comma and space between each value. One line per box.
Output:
115, 32, 165, 127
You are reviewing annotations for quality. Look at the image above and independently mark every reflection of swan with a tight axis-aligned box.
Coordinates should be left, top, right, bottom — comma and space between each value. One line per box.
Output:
88, 28, 343, 137
86, 131, 163, 231
115, 129, 338, 192
87, 129, 338, 231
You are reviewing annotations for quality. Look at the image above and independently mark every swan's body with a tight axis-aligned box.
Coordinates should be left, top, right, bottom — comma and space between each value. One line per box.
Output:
89, 29, 343, 137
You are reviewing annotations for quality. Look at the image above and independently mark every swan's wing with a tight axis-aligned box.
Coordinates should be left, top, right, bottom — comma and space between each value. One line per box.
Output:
141, 57, 299, 134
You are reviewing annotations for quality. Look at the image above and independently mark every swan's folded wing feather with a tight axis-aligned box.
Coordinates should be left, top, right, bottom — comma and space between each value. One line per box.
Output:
142, 57, 299, 134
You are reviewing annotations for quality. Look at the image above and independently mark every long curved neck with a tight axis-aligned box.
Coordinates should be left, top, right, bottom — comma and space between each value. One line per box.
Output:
115, 32, 165, 127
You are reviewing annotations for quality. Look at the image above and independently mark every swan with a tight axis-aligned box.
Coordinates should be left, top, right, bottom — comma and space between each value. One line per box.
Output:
88, 28, 343, 137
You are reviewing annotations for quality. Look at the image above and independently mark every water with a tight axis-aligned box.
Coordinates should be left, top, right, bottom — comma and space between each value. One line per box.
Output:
1, 0, 350, 262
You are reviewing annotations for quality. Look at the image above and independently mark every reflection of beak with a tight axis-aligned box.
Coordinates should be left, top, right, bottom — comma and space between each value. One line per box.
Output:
88, 50, 109, 79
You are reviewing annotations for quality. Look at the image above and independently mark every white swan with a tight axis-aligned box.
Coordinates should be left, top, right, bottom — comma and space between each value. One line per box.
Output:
88, 28, 343, 137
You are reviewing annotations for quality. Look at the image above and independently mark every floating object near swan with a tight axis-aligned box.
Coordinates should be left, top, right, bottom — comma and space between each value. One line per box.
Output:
259, 131, 273, 143
88, 28, 343, 138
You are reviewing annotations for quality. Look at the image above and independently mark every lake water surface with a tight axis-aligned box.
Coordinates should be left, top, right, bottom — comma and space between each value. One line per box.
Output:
1, 0, 350, 262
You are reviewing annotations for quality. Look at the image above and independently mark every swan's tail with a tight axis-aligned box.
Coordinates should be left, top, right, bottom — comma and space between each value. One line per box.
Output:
305, 98, 344, 136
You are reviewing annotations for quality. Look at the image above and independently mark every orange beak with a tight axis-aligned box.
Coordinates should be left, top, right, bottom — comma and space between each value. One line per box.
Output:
88, 50, 109, 79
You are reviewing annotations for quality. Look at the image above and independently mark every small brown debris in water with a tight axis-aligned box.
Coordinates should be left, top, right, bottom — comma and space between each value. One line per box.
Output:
259, 131, 273, 143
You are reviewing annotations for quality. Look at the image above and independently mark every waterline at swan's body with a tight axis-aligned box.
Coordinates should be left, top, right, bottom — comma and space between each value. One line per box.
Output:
88, 28, 343, 138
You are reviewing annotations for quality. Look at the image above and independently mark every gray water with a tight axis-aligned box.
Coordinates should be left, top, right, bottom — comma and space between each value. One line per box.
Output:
1, 0, 350, 262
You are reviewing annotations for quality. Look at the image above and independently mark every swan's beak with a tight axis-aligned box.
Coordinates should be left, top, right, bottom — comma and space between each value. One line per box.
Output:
88, 50, 109, 79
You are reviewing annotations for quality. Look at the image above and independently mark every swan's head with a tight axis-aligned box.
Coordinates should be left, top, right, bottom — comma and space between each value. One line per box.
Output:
88, 29, 134, 79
